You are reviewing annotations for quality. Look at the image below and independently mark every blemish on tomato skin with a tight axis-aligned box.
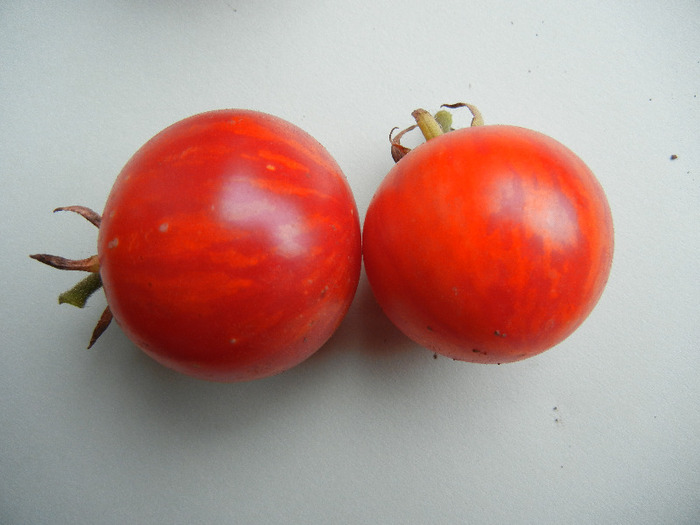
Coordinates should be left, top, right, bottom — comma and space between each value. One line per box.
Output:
158, 222, 169, 232
108, 238, 119, 249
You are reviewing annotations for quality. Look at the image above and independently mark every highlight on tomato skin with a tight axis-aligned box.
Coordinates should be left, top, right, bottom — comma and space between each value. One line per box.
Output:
34, 109, 362, 382
363, 106, 614, 364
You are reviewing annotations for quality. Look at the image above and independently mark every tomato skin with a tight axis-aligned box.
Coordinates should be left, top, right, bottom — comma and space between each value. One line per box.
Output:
97, 110, 361, 381
363, 125, 613, 363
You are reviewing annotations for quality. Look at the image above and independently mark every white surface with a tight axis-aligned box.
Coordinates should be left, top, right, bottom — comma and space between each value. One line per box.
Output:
2, 1, 699, 523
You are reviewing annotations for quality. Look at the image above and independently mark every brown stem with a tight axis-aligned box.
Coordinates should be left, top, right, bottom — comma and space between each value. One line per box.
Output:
33, 204, 113, 346
390, 125, 417, 162
54, 206, 102, 227
29, 253, 100, 273
88, 306, 113, 349
440, 102, 484, 127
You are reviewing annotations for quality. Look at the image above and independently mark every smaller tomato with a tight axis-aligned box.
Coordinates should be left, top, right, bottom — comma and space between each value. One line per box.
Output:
363, 104, 614, 364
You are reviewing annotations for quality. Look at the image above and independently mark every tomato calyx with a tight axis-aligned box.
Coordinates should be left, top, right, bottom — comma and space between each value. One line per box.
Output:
389, 102, 484, 162
30, 206, 113, 348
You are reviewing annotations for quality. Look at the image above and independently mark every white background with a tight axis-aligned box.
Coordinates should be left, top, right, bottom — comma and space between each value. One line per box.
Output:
2, 1, 699, 523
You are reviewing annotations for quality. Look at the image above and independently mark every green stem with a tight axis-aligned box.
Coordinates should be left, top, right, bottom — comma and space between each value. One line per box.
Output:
390, 103, 485, 162
434, 110, 453, 133
58, 272, 103, 308
411, 109, 445, 141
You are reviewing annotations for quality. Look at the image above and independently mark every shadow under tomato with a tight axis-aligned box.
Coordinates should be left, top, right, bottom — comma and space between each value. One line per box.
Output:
76, 322, 329, 442
308, 273, 424, 365
76, 273, 437, 444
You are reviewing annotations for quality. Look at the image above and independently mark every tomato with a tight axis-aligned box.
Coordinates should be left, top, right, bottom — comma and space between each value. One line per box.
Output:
363, 112, 613, 364
37, 109, 361, 382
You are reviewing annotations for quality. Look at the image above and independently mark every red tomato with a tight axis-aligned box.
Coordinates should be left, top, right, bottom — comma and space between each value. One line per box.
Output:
363, 124, 613, 363
97, 110, 361, 381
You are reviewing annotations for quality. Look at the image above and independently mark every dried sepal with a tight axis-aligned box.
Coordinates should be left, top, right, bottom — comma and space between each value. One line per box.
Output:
88, 307, 113, 349
390, 125, 417, 163
54, 206, 102, 227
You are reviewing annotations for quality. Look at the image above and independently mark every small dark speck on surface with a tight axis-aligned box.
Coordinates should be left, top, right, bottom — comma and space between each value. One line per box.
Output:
670, 154, 678, 160
433, 353, 438, 359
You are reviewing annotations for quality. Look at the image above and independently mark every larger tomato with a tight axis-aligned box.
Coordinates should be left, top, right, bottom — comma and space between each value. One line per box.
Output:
36, 110, 361, 382
363, 109, 613, 364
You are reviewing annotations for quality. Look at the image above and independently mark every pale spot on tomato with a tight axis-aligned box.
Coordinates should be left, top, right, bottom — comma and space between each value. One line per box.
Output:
266, 164, 276, 171
219, 177, 308, 258
159, 222, 169, 232
229, 338, 237, 344
524, 193, 578, 247
275, 223, 304, 258
489, 174, 578, 247
108, 238, 119, 249
221, 178, 278, 221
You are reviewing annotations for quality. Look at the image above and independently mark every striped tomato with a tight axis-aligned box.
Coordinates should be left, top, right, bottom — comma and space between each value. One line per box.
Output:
363, 105, 614, 364
34, 110, 361, 382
